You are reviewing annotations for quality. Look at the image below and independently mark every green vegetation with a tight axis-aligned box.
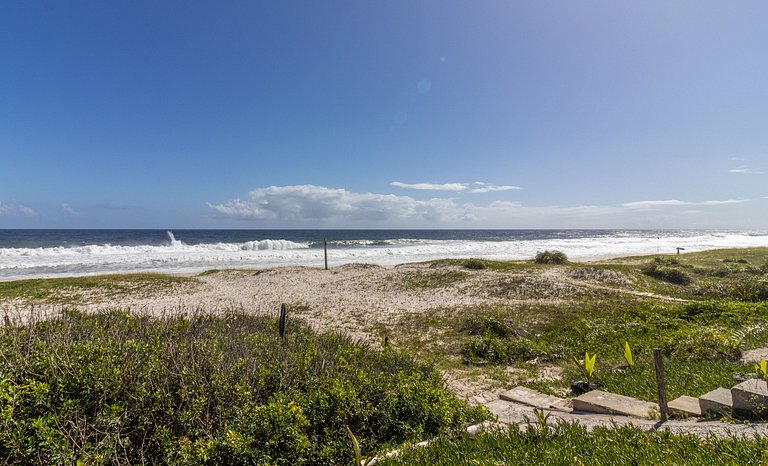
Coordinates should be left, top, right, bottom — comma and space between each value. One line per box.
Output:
396, 270, 469, 290
0, 310, 486, 464
457, 299, 767, 400
378, 422, 768, 465
4, 247, 768, 463
534, 250, 569, 264
0, 273, 197, 303
642, 257, 694, 285
387, 248, 768, 405
462, 259, 487, 270
427, 258, 530, 271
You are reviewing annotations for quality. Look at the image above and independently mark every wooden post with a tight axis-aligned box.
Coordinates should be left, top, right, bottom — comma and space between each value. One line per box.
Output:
323, 238, 328, 270
653, 348, 669, 421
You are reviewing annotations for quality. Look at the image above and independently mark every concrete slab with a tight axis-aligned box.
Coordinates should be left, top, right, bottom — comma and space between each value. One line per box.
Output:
732, 379, 768, 418
572, 390, 658, 419
485, 399, 516, 420
668, 395, 701, 417
698, 387, 733, 417
549, 398, 573, 413
500, 386, 563, 410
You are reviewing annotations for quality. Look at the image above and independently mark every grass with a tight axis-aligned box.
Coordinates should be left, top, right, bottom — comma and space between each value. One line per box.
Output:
378, 422, 768, 465
395, 270, 470, 290
0, 273, 198, 303
372, 248, 768, 410
427, 258, 533, 271
0, 310, 487, 464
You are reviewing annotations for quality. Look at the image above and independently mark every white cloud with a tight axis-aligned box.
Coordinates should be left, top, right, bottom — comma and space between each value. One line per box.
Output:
0, 201, 35, 217
622, 199, 750, 209
208, 185, 473, 224
208, 185, 757, 228
61, 203, 79, 216
390, 181, 468, 191
470, 185, 520, 193
728, 167, 764, 174
391, 181, 521, 193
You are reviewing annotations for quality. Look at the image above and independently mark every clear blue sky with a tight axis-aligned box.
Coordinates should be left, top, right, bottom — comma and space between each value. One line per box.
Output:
1, 1, 766, 229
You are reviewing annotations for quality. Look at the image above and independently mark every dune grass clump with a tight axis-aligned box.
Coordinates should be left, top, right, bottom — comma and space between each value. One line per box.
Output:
0, 309, 487, 464
641, 260, 693, 285
377, 422, 768, 465
462, 259, 487, 270
534, 250, 568, 265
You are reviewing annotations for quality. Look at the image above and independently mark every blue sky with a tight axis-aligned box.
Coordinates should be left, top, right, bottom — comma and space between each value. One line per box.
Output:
1, 1, 766, 229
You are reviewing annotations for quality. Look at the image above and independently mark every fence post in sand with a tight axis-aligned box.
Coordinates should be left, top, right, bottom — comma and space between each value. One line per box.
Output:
653, 348, 669, 421
324, 238, 328, 270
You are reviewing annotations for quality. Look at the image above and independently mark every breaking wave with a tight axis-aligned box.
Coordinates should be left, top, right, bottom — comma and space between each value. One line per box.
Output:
1, 230, 767, 279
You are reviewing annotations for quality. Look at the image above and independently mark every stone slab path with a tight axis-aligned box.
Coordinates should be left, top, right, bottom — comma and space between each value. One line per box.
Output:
477, 387, 768, 439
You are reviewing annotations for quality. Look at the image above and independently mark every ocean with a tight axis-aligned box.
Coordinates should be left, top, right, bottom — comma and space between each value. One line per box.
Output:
1, 229, 767, 280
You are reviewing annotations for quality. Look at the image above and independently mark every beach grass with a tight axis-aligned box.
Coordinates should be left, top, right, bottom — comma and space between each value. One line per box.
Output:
377, 421, 768, 465
0, 273, 199, 303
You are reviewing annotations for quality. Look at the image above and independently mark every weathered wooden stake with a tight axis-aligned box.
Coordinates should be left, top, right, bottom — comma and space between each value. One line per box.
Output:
653, 348, 669, 421
278, 303, 287, 340
324, 238, 328, 270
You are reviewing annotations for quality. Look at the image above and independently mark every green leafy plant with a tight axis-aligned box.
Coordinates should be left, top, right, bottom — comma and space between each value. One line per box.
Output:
623, 341, 634, 368
755, 360, 768, 380
346, 426, 375, 466
574, 352, 597, 382
534, 250, 569, 265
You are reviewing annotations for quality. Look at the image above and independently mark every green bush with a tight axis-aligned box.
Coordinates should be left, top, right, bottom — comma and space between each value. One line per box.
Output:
534, 250, 568, 265
462, 259, 487, 270
0, 310, 488, 464
462, 334, 540, 364
641, 262, 693, 285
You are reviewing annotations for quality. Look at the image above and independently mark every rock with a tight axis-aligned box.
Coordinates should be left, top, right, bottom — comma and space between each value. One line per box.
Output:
668, 395, 702, 417
698, 387, 733, 417
500, 386, 563, 410
572, 390, 659, 419
732, 378, 768, 418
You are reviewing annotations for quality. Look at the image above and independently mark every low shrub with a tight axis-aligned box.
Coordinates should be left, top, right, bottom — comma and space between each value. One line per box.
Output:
641, 262, 693, 285
460, 312, 517, 338
534, 250, 568, 265
462, 259, 487, 270
462, 334, 540, 364
0, 310, 487, 464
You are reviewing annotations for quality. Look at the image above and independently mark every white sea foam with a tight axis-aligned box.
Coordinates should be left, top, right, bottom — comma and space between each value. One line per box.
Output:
1, 231, 767, 279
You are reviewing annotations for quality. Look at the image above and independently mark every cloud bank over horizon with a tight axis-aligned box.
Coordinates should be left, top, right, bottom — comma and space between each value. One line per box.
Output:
207, 185, 761, 229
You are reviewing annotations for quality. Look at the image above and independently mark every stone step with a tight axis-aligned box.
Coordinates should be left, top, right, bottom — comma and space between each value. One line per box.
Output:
731, 379, 768, 418
484, 399, 516, 420
698, 387, 733, 417
572, 390, 658, 419
500, 386, 570, 412
668, 395, 701, 417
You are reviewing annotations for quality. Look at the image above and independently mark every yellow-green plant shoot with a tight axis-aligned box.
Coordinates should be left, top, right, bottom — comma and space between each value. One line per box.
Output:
585, 352, 596, 381
623, 341, 634, 368
574, 352, 597, 382
756, 360, 768, 380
